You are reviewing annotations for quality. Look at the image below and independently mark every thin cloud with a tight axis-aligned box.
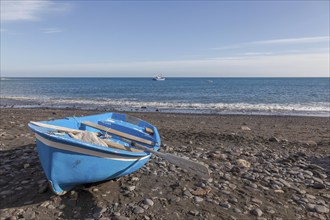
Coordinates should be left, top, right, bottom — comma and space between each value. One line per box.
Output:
212, 36, 330, 50
241, 52, 273, 56
1, 0, 71, 22
3, 52, 328, 77
252, 36, 330, 45
211, 44, 243, 51
41, 28, 63, 34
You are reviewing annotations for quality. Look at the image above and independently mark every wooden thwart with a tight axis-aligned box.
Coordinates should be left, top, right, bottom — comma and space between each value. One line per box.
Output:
81, 121, 154, 145
145, 127, 154, 135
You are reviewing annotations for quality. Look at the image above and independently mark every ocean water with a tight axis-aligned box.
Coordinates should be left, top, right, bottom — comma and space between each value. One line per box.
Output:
1, 77, 329, 116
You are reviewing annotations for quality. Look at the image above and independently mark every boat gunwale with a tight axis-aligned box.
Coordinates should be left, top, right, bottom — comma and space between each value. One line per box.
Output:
29, 124, 157, 158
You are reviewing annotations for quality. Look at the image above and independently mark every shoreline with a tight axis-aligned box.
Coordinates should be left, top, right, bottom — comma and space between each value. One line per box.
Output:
1, 97, 329, 118
0, 108, 329, 219
1, 105, 330, 118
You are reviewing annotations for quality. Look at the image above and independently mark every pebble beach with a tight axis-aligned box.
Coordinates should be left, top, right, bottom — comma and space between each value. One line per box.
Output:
0, 108, 329, 220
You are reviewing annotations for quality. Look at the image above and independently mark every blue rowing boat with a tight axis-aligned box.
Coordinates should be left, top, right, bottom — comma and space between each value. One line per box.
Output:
28, 112, 160, 195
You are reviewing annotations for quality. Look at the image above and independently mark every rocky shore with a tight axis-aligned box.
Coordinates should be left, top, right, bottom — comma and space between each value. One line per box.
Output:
0, 108, 329, 220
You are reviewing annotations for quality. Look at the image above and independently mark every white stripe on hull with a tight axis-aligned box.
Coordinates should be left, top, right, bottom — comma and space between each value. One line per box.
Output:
35, 134, 150, 161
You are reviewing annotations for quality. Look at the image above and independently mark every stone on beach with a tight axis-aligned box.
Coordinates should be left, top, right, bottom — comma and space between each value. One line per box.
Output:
314, 205, 329, 214
236, 159, 251, 168
191, 187, 211, 196
250, 208, 263, 217
241, 126, 251, 131
144, 198, 154, 206
133, 206, 144, 214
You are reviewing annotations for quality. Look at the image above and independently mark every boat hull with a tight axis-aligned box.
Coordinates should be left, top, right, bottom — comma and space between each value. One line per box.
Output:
29, 112, 159, 195
153, 78, 165, 81
153, 74, 165, 81
35, 134, 150, 194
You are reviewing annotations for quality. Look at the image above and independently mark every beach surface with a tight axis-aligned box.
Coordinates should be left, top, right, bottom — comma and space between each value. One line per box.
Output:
0, 108, 329, 220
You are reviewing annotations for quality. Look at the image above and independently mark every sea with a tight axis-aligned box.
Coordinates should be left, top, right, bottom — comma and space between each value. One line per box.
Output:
1, 77, 329, 117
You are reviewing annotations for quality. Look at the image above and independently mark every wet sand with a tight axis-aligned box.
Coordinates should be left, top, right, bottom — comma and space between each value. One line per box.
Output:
0, 108, 329, 220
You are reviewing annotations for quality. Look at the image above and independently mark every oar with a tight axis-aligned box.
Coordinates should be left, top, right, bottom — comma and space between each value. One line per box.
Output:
131, 142, 210, 179
82, 121, 210, 179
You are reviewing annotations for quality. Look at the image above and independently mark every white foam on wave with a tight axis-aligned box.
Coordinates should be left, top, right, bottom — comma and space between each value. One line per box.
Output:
2, 95, 330, 114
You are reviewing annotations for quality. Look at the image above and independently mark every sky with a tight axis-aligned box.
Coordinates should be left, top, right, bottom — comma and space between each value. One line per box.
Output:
0, 0, 329, 77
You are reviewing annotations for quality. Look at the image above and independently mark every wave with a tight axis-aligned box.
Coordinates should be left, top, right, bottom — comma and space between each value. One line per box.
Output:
1, 96, 329, 116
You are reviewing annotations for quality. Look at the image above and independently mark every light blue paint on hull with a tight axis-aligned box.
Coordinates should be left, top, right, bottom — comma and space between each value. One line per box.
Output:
29, 112, 160, 194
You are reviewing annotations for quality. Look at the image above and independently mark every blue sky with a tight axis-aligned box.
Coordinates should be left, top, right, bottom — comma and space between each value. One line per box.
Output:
1, 0, 329, 77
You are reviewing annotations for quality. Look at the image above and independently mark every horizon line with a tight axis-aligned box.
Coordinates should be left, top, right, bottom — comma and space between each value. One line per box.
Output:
1, 76, 329, 78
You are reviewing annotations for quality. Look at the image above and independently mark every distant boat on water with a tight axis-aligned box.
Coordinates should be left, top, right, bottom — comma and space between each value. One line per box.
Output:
153, 74, 165, 81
